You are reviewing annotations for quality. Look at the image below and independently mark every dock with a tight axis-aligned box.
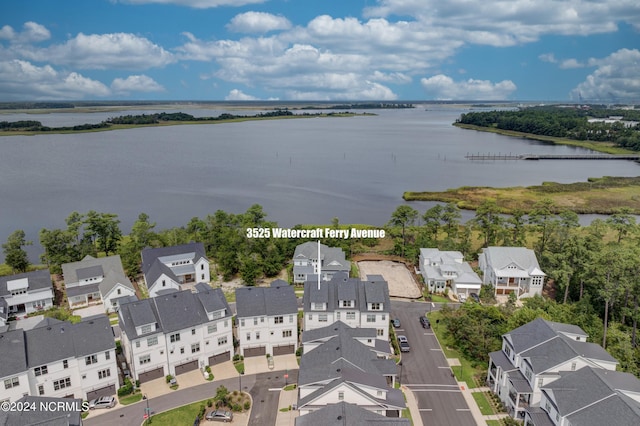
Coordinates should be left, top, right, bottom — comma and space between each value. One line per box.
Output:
465, 153, 640, 161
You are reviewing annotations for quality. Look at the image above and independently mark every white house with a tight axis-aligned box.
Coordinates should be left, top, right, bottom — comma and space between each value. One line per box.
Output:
419, 248, 482, 296
235, 281, 298, 357
297, 323, 402, 417
487, 318, 618, 420
62, 255, 136, 312
293, 242, 350, 284
141, 242, 210, 297
0, 315, 118, 402
118, 285, 233, 383
303, 273, 390, 342
478, 247, 545, 299
295, 402, 410, 426
301, 321, 392, 358
0, 269, 54, 325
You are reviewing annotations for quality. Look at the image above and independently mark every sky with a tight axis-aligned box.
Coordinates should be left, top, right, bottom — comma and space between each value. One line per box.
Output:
0, 0, 639, 102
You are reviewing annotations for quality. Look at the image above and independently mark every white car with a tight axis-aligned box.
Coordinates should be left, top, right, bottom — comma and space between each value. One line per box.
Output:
88, 396, 116, 409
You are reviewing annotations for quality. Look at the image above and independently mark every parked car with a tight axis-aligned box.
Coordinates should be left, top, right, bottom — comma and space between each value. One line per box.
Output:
469, 293, 480, 303
392, 318, 401, 328
88, 396, 116, 410
419, 316, 430, 329
397, 335, 410, 352
206, 409, 233, 422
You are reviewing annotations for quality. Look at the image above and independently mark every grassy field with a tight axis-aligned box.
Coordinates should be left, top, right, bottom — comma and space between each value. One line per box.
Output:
143, 400, 203, 425
404, 176, 640, 214
472, 392, 496, 415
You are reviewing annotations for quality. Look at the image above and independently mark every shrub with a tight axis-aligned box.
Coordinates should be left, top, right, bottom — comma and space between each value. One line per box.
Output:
207, 399, 213, 407
244, 401, 250, 410
117, 378, 133, 397
199, 404, 206, 418
135, 380, 140, 388
166, 375, 173, 384
233, 354, 243, 362
232, 403, 241, 412
295, 347, 303, 357
205, 365, 212, 373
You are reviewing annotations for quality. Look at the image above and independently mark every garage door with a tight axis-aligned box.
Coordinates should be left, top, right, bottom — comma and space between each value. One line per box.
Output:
86, 385, 116, 401
273, 345, 295, 356
175, 360, 199, 375
138, 367, 165, 383
244, 346, 266, 357
209, 351, 230, 366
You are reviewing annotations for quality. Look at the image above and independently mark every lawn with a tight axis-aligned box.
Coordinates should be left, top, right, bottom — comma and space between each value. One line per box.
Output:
424, 292, 451, 303
428, 311, 485, 388
472, 392, 496, 415
118, 392, 143, 406
486, 421, 502, 426
143, 400, 203, 425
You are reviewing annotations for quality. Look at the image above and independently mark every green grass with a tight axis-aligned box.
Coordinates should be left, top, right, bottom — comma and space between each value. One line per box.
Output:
279, 407, 290, 412
118, 392, 143, 406
143, 399, 204, 426
224, 291, 236, 303
428, 311, 485, 388
234, 362, 244, 374
424, 293, 451, 303
283, 384, 296, 391
401, 390, 413, 425
486, 421, 502, 426
472, 392, 496, 415
350, 262, 360, 278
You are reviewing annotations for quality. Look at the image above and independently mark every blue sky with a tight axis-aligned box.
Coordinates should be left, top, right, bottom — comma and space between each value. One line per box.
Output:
1, 0, 639, 101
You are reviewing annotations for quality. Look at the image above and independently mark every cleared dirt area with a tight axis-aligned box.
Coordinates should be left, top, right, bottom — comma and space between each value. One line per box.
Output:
357, 260, 422, 299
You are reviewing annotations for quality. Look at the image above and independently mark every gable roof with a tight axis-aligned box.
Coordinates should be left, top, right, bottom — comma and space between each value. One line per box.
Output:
302, 321, 377, 344
141, 242, 207, 275
0, 329, 27, 379
293, 242, 350, 272
303, 273, 391, 313
295, 402, 410, 426
62, 254, 127, 286
98, 268, 135, 297
482, 246, 545, 276
0, 269, 53, 298
153, 290, 211, 333
504, 317, 587, 354
235, 284, 297, 318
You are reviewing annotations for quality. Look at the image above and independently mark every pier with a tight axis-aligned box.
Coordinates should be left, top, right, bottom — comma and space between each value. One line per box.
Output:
465, 153, 640, 161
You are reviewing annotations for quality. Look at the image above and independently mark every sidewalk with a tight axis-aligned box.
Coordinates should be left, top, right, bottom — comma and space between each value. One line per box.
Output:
401, 385, 424, 426
275, 386, 299, 426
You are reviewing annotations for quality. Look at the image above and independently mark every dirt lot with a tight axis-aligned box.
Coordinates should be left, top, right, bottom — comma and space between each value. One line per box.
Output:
357, 260, 422, 299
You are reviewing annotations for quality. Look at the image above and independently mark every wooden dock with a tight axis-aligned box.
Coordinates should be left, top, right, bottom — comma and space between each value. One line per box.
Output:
465, 153, 640, 161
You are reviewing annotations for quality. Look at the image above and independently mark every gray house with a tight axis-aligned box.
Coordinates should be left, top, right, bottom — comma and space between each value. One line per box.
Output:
295, 402, 410, 426
293, 242, 350, 284
0, 269, 54, 324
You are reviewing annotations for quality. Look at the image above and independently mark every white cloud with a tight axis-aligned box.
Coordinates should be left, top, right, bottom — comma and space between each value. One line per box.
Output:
227, 12, 292, 33
0, 25, 16, 40
0, 60, 110, 100
420, 74, 517, 100
21, 22, 51, 43
111, 75, 165, 93
24, 33, 175, 70
571, 48, 640, 102
118, 0, 265, 8
559, 58, 585, 69
539, 53, 557, 63
225, 89, 259, 100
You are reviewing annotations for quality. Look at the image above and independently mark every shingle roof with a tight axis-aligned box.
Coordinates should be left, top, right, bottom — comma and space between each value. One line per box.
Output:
482, 247, 545, 275
0, 329, 27, 378
504, 317, 587, 354
141, 242, 207, 275
0, 269, 52, 297
153, 290, 210, 333
295, 402, 410, 426
194, 285, 231, 315
61, 255, 126, 285
66, 282, 100, 298
98, 268, 134, 297
235, 284, 297, 318
302, 321, 376, 344
293, 242, 350, 274
303, 273, 390, 314
521, 334, 617, 373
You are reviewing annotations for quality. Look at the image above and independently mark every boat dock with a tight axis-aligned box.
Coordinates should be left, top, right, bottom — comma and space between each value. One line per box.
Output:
465, 153, 640, 161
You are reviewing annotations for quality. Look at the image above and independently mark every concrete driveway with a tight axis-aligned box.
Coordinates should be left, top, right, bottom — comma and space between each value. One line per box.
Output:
73, 304, 106, 318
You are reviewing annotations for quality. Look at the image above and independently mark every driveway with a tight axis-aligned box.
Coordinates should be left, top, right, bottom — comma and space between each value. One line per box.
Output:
391, 301, 475, 426
73, 304, 106, 318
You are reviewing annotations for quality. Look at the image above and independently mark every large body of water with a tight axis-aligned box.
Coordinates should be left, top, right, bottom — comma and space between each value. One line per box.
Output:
2, 105, 639, 262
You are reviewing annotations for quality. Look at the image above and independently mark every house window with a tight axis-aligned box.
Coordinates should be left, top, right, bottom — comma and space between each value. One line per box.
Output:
147, 336, 158, 346
191, 343, 200, 353
162, 280, 166, 287
85, 355, 98, 366
240, 319, 245, 327
342, 300, 352, 308
336, 312, 341, 320
208, 324, 218, 334
289, 315, 294, 323
381, 314, 386, 321
308, 314, 313, 321
34, 366, 48, 376
224, 320, 229, 328
212, 311, 222, 320
261, 317, 265, 323
98, 369, 111, 379
136, 341, 141, 348
117, 288, 121, 295
191, 329, 196, 335
274, 316, 284, 324
4, 377, 19, 389
377, 329, 384, 336
346, 312, 356, 320
366, 314, 375, 323
170, 333, 180, 343
53, 377, 71, 391
141, 325, 152, 334
38, 385, 44, 395
313, 303, 324, 310
283, 330, 292, 338
371, 303, 381, 310
318, 314, 328, 322
246, 333, 251, 341
338, 391, 344, 401
377, 390, 383, 397
63, 360, 68, 369
538, 378, 543, 388
218, 336, 228, 345
254, 318, 258, 325
180, 347, 185, 354
105, 351, 111, 360
140, 355, 151, 365
201, 264, 204, 270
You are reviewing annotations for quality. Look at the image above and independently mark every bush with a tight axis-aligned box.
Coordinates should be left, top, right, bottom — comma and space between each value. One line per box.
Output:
295, 347, 303, 357
244, 401, 250, 410
115, 341, 122, 355
199, 404, 206, 418
207, 399, 213, 408
117, 378, 133, 397
166, 375, 173, 384
205, 365, 212, 373
135, 380, 140, 388
233, 354, 243, 362
232, 403, 241, 412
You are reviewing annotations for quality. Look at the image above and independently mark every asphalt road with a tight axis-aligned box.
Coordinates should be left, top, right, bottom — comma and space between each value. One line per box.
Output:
391, 301, 476, 426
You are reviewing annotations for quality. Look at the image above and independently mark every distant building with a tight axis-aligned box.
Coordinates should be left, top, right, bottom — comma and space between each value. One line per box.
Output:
0, 269, 54, 325
293, 242, 350, 284
419, 248, 481, 296
478, 247, 545, 299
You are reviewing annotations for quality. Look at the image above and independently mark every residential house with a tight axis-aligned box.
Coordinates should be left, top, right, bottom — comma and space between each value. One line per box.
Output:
301, 321, 391, 358
62, 255, 136, 312
0, 269, 54, 325
487, 318, 618, 420
235, 281, 298, 357
297, 322, 403, 417
141, 242, 210, 297
419, 248, 481, 296
0, 315, 118, 402
295, 402, 410, 426
478, 247, 545, 299
118, 285, 233, 383
525, 367, 640, 426
303, 273, 390, 342
293, 242, 350, 284
0, 395, 84, 426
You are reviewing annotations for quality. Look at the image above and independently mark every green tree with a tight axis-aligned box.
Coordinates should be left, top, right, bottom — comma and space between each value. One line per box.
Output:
39, 228, 76, 274
2, 230, 31, 273
528, 198, 557, 257
84, 211, 122, 255
606, 207, 636, 243
131, 213, 157, 249
423, 204, 443, 242
472, 199, 503, 247
388, 205, 418, 257
441, 203, 462, 239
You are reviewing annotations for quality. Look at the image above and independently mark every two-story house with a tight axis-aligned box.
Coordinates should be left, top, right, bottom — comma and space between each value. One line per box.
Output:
118, 286, 233, 383
141, 242, 210, 297
297, 322, 403, 417
293, 242, 350, 284
0, 269, 54, 325
235, 281, 298, 357
526, 366, 640, 426
487, 318, 618, 420
62, 255, 136, 312
295, 402, 410, 426
478, 247, 546, 299
301, 321, 391, 359
303, 273, 390, 342
419, 248, 482, 296
0, 315, 118, 403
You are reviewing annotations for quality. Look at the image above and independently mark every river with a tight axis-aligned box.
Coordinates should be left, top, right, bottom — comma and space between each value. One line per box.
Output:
1, 105, 639, 262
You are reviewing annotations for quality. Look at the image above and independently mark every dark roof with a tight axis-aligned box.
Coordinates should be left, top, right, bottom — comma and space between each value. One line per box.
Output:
141, 242, 207, 275
337, 281, 357, 301
525, 406, 555, 426
507, 369, 533, 393
0, 329, 27, 378
522, 334, 617, 373
153, 290, 210, 333
76, 265, 103, 281
66, 282, 101, 298
118, 299, 160, 340
567, 393, 640, 426
144, 260, 178, 289
303, 273, 391, 314
505, 317, 587, 354
295, 402, 410, 426
235, 284, 297, 318
61, 255, 126, 286
0, 395, 83, 426
0, 269, 52, 297
195, 286, 230, 314
489, 350, 516, 372
302, 321, 376, 344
